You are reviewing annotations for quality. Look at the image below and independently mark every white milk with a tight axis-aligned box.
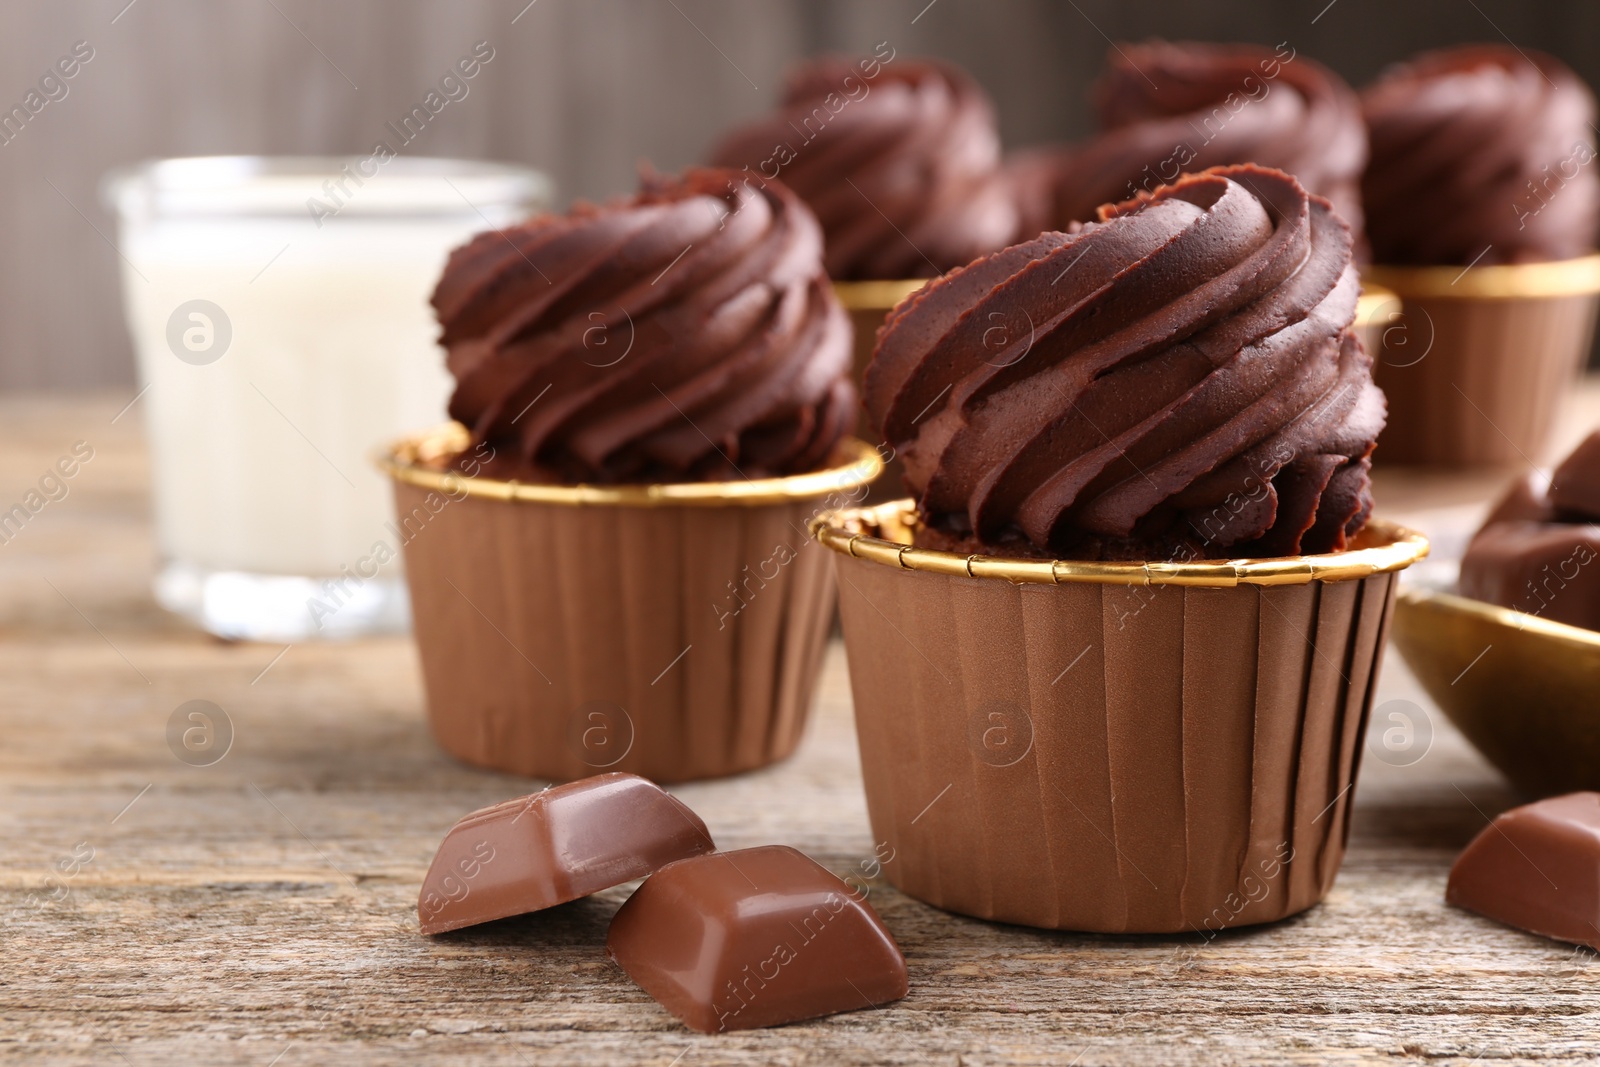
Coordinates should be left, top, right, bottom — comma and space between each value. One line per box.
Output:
106, 157, 549, 640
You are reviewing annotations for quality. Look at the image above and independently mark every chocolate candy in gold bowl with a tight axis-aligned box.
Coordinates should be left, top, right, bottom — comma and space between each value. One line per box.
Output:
1394, 431, 1600, 799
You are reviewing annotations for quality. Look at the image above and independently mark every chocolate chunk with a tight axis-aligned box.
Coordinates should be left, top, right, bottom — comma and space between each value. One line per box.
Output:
1458, 521, 1600, 630
1461, 443, 1600, 632
1448, 792, 1600, 949
418, 773, 714, 935
1481, 472, 1558, 527
1551, 431, 1600, 522
606, 845, 908, 1032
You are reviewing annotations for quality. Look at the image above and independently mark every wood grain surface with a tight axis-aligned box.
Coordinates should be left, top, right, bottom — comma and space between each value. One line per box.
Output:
4, 390, 1600, 1066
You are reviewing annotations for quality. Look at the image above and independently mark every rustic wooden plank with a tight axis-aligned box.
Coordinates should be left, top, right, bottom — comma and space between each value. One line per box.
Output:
3, 389, 1600, 1065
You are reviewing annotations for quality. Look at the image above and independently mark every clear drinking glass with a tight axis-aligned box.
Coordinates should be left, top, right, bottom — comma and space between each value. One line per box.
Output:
104, 156, 550, 641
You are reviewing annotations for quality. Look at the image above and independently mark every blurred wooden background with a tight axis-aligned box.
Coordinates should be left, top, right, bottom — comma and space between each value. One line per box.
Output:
3, 0, 1599, 390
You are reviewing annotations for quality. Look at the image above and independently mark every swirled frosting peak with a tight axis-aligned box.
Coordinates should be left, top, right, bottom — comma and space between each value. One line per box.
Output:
707, 54, 1018, 281
1052, 41, 1367, 239
864, 165, 1384, 561
432, 167, 855, 483
1362, 45, 1599, 265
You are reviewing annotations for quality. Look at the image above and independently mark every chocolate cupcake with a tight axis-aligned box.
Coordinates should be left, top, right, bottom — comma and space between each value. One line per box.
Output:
381, 168, 881, 783
1362, 45, 1600, 466
707, 54, 1015, 282
1049, 41, 1366, 240
871, 164, 1383, 559
708, 53, 1026, 498
813, 166, 1427, 932
1460, 430, 1600, 631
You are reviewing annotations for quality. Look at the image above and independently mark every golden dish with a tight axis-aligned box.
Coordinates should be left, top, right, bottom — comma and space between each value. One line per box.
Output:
1391, 584, 1600, 797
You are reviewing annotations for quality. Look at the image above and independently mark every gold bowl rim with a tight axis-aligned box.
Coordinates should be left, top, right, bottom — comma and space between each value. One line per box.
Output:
1363, 252, 1600, 300
377, 423, 884, 507
809, 499, 1428, 587
1397, 583, 1600, 650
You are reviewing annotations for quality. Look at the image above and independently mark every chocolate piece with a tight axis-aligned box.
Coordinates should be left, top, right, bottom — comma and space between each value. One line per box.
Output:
1363, 45, 1599, 266
431, 167, 855, 483
1052, 41, 1366, 241
418, 773, 715, 934
606, 845, 908, 1032
1459, 521, 1600, 631
864, 164, 1383, 560
708, 58, 1015, 281
1552, 431, 1600, 521
1460, 436, 1600, 631
1449, 792, 1600, 949
1482, 472, 1557, 527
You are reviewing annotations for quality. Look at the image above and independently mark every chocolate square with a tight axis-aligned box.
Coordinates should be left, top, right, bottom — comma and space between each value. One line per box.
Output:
606, 845, 908, 1032
419, 772, 714, 934
1448, 791, 1600, 949
1552, 431, 1600, 522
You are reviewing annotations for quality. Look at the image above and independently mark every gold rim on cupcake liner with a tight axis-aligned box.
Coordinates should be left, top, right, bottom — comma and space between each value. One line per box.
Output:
1364, 252, 1600, 300
833, 278, 930, 312
810, 499, 1428, 587
378, 423, 884, 507
1354, 283, 1399, 326
839, 279, 1409, 320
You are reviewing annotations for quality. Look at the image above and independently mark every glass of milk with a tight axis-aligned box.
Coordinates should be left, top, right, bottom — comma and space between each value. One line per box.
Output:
104, 156, 549, 641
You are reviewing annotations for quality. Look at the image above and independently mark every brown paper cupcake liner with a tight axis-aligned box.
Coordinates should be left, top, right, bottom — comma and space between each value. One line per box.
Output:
812, 501, 1427, 933
1365, 255, 1600, 467
380, 426, 882, 783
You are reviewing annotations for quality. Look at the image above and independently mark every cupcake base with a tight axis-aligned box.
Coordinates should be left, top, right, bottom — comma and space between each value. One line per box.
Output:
1366, 256, 1600, 467
383, 428, 880, 784
815, 502, 1426, 933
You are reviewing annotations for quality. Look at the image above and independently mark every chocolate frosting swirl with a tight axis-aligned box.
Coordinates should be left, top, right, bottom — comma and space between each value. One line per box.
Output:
1362, 45, 1599, 265
864, 165, 1384, 561
707, 57, 1017, 281
1051, 41, 1367, 241
432, 168, 855, 483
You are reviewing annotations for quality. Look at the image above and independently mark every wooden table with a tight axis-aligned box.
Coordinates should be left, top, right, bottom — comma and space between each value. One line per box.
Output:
5, 388, 1600, 1067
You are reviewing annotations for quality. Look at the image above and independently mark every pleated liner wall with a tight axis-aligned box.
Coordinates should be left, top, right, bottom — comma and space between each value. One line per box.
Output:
820, 506, 1425, 934
1367, 256, 1600, 467
385, 434, 882, 784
